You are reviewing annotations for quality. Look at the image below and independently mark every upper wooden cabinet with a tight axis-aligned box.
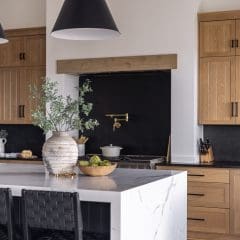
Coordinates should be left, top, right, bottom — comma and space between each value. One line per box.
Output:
0, 27, 46, 68
0, 27, 46, 125
198, 10, 240, 124
199, 20, 236, 57
199, 57, 235, 124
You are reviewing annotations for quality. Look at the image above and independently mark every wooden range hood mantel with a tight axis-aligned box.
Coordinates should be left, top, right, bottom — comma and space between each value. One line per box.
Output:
57, 54, 177, 75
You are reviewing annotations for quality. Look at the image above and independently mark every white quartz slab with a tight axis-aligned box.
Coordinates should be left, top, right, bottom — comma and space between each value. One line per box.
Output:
0, 163, 187, 240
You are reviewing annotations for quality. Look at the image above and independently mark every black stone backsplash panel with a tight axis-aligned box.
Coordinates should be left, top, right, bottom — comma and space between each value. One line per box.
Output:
0, 125, 45, 157
80, 70, 171, 156
204, 125, 240, 162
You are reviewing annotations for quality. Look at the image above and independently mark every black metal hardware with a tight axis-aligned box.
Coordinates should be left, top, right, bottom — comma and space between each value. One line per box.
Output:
232, 102, 235, 117
231, 39, 235, 48
22, 52, 25, 60
22, 105, 25, 118
18, 105, 22, 118
236, 40, 239, 48
188, 193, 205, 197
19, 53, 22, 60
235, 102, 238, 117
188, 217, 205, 222
188, 174, 205, 177
231, 40, 239, 48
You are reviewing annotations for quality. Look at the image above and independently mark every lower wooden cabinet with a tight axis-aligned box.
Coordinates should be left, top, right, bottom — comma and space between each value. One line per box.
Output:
188, 182, 229, 208
156, 166, 240, 239
188, 207, 229, 234
230, 169, 240, 235
0, 67, 45, 124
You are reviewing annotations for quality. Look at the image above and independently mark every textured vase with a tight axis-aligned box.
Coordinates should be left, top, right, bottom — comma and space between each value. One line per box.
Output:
42, 131, 78, 175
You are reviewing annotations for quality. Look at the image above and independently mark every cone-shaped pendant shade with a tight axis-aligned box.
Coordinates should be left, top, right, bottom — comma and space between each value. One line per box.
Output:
0, 24, 8, 44
51, 0, 120, 40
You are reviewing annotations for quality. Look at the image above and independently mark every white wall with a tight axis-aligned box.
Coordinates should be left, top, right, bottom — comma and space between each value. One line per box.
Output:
0, 0, 46, 29
199, 0, 240, 12
46, 0, 201, 163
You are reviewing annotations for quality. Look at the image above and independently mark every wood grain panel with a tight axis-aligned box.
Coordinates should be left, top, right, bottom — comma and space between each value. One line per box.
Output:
198, 10, 240, 22
188, 231, 240, 240
199, 57, 235, 124
157, 166, 230, 183
188, 182, 229, 208
199, 20, 236, 57
230, 169, 240, 235
236, 20, 240, 56
188, 207, 229, 234
57, 54, 177, 75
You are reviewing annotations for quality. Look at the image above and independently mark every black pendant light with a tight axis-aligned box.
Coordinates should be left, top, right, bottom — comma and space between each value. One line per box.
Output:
0, 24, 8, 44
51, 0, 120, 40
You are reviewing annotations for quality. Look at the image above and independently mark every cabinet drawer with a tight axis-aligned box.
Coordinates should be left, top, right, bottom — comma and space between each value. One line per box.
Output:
157, 166, 229, 183
188, 182, 229, 208
188, 207, 229, 234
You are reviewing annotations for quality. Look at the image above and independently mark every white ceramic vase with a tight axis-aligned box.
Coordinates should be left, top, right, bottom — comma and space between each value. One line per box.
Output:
42, 131, 78, 175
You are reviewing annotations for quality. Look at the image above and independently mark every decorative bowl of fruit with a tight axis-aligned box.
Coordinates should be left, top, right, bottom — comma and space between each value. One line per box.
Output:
78, 155, 117, 177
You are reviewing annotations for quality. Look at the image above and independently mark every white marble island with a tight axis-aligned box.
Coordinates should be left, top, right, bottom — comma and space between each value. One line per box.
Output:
0, 163, 187, 240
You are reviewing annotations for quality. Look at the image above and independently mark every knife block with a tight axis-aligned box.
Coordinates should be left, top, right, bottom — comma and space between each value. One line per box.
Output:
200, 147, 214, 163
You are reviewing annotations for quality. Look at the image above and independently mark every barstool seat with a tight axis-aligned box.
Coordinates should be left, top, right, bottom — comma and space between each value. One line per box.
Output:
22, 190, 83, 240
0, 188, 13, 240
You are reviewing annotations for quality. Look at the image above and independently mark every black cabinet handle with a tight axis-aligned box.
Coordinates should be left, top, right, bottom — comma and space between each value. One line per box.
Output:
188, 174, 205, 177
188, 217, 205, 222
236, 40, 239, 48
22, 52, 26, 60
235, 102, 238, 117
18, 105, 22, 118
22, 105, 25, 118
231, 39, 235, 48
19, 53, 22, 60
188, 193, 205, 197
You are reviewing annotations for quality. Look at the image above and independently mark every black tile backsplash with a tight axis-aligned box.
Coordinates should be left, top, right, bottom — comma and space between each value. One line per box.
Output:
204, 125, 240, 162
0, 125, 45, 157
80, 70, 171, 156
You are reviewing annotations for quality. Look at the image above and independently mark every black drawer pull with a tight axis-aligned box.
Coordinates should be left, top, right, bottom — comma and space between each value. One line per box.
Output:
188, 217, 205, 222
188, 193, 205, 197
188, 174, 205, 177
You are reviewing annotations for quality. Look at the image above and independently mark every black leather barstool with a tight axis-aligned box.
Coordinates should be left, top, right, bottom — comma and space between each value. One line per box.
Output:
0, 188, 13, 240
22, 190, 83, 240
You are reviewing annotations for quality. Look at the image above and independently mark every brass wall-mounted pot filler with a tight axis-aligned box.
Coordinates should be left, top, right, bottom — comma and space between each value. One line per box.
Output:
105, 113, 129, 131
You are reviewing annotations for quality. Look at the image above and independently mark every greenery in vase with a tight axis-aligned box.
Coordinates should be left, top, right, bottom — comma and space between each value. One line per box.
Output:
30, 79, 99, 134
0, 130, 8, 139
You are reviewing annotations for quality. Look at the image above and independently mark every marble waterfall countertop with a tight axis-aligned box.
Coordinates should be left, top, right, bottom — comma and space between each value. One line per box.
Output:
0, 163, 187, 240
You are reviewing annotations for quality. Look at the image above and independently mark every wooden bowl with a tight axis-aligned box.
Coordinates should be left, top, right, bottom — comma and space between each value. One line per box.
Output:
79, 163, 117, 177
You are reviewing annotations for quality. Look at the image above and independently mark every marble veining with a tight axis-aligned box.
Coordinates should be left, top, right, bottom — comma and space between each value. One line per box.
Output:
0, 163, 187, 240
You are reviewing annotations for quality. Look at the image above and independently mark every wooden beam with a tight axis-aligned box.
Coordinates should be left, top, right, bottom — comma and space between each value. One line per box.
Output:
57, 54, 177, 75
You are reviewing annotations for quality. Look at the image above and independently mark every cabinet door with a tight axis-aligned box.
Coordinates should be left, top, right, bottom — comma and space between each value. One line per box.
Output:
0, 43, 10, 66
199, 20, 236, 57
7, 37, 25, 67
236, 20, 240, 56
230, 170, 240, 235
199, 57, 236, 124
18, 67, 45, 124
234, 56, 240, 124
24, 35, 46, 66
0, 69, 20, 123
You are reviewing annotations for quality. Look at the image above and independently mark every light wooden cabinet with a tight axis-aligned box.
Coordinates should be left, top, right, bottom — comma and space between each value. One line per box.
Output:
0, 28, 46, 68
0, 27, 46, 124
198, 11, 240, 125
199, 57, 235, 124
0, 69, 20, 123
0, 67, 45, 124
230, 169, 240, 235
157, 165, 232, 238
199, 20, 236, 57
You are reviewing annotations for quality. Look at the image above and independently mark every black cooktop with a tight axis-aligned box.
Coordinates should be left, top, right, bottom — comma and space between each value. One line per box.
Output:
85, 154, 165, 163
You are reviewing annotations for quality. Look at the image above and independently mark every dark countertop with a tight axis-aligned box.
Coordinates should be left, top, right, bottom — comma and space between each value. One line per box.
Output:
156, 161, 240, 169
